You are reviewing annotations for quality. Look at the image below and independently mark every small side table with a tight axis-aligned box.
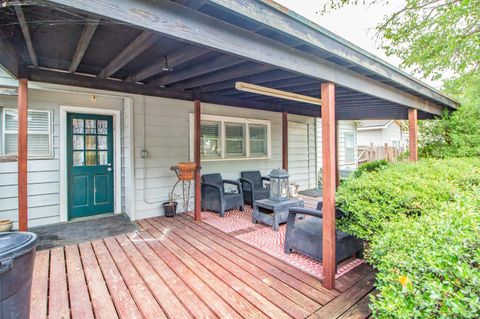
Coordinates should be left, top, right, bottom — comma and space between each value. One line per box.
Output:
253, 198, 304, 231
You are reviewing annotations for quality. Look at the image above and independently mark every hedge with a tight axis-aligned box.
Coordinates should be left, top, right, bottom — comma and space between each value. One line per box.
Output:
336, 158, 480, 318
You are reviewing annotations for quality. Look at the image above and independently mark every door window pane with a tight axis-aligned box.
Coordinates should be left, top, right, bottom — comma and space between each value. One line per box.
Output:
85, 119, 96, 134
97, 120, 108, 135
249, 124, 267, 156
225, 123, 245, 157
85, 135, 96, 150
98, 151, 108, 165
73, 151, 84, 166
72, 119, 84, 134
73, 135, 84, 150
85, 151, 97, 166
97, 135, 107, 150
201, 121, 221, 158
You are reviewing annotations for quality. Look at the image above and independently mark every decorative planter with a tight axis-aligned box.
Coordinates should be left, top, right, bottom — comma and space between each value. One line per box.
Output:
162, 202, 178, 217
176, 162, 197, 181
0, 219, 13, 232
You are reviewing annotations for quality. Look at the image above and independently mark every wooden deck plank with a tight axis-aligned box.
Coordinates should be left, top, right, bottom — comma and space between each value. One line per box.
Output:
100, 237, 167, 319
176, 215, 337, 304
140, 219, 269, 319
337, 290, 376, 319
309, 272, 376, 319
151, 218, 295, 319
155, 217, 316, 317
78, 242, 119, 319
30, 250, 49, 319
114, 234, 194, 319
48, 247, 70, 319
135, 229, 243, 319
335, 264, 373, 293
89, 240, 142, 319
65, 245, 95, 319
125, 232, 216, 319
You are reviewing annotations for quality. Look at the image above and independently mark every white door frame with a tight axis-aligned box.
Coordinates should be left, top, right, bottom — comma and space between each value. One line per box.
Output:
59, 105, 122, 222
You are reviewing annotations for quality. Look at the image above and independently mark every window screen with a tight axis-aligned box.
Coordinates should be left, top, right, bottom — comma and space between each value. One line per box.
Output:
249, 124, 267, 156
344, 132, 355, 164
225, 123, 245, 157
3, 109, 51, 158
200, 121, 221, 158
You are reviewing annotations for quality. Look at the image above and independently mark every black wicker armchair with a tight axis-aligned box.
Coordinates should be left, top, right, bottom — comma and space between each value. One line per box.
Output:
284, 201, 363, 264
201, 173, 244, 217
239, 171, 270, 205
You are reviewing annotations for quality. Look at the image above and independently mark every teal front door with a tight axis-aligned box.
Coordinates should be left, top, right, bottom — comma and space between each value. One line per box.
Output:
67, 113, 114, 219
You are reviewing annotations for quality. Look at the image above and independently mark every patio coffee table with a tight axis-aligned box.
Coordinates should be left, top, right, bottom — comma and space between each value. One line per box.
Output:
253, 198, 304, 231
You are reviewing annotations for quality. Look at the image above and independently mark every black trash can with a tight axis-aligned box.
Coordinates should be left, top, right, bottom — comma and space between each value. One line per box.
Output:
0, 232, 38, 319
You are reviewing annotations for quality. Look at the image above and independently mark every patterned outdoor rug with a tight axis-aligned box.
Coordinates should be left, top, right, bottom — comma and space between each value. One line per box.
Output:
190, 206, 364, 280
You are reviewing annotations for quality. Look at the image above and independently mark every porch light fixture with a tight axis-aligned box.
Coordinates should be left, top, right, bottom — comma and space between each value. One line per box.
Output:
162, 56, 173, 72
235, 82, 322, 106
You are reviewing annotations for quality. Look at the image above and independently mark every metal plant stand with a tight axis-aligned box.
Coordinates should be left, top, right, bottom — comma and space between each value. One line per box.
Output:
170, 163, 197, 214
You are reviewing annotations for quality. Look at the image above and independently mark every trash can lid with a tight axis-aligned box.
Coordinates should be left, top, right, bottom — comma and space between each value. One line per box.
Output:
0, 232, 38, 263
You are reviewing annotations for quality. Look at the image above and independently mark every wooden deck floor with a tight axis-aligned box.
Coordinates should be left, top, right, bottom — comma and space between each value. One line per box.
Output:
30, 215, 376, 319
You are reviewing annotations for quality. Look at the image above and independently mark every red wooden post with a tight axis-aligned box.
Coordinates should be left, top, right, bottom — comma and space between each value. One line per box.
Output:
408, 108, 418, 162
282, 111, 288, 170
18, 78, 28, 231
194, 100, 201, 221
321, 82, 336, 289
335, 121, 339, 188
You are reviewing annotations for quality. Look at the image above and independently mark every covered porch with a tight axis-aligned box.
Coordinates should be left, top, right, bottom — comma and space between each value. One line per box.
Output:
0, 0, 456, 293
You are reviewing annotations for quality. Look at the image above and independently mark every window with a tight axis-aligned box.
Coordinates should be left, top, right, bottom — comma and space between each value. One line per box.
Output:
201, 121, 221, 158
249, 124, 267, 156
344, 132, 355, 164
225, 123, 245, 157
2, 109, 52, 158
190, 114, 271, 160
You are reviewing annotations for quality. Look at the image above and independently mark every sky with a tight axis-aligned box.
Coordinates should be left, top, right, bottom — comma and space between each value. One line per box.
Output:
274, 0, 441, 88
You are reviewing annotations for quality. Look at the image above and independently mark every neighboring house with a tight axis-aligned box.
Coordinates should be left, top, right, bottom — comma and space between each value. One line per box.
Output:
357, 120, 407, 148
0, 68, 357, 228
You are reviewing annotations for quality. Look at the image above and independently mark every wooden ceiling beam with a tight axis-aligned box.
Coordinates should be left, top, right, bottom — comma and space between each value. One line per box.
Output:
126, 46, 210, 82
171, 62, 272, 90
154, 54, 243, 86
14, 4, 38, 68
69, 19, 99, 73
98, 30, 157, 78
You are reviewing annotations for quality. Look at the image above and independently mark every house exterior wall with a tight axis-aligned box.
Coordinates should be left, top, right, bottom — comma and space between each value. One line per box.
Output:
357, 122, 406, 147
0, 79, 358, 227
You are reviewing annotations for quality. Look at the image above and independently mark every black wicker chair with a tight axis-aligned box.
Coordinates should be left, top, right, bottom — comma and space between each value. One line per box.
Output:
284, 201, 363, 264
239, 171, 270, 205
201, 173, 244, 217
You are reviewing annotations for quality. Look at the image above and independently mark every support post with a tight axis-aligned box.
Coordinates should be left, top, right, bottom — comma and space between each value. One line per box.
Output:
18, 79, 28, 231
335, 120, 339, 188
194, 100, 201, 221
408, 108, 418, 162
282, 111, 288, 170
321, 82, 336, 289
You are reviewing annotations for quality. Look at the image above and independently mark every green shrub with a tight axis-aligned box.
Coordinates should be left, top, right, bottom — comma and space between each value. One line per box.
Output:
337, 158, 480, 240
369, 188, 480, 318
353, 159, 390, 178
336, 158, 480, 318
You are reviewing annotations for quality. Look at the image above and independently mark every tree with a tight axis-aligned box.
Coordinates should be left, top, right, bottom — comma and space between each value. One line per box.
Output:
321, 0, 480, 83
322, 0, 480, 158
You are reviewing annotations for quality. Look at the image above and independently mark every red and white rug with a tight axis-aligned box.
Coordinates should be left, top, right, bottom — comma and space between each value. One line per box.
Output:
190, 205, 364, 280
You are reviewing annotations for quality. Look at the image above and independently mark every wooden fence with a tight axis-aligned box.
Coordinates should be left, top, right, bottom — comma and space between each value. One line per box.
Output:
358, 143, 405, 164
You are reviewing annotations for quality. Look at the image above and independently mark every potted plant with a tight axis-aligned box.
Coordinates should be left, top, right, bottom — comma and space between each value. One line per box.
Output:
162, 180, 180, 217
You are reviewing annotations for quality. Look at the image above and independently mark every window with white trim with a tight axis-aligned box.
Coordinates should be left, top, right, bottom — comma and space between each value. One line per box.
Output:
344, 132, 355, 164
191, 114, 271, 160
2, 108, 52, 158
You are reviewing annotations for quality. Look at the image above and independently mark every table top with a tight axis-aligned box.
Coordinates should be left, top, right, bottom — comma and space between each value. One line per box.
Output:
254, 197, 304, 209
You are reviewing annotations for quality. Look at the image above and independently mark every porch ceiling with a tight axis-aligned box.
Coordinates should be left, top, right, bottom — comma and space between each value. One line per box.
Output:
0, 0, 457, 120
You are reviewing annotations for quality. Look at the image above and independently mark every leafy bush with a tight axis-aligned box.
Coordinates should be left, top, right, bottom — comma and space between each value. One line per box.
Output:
353, 160, 389, 178
337, 158, 480, 239
369, 188, 480, 318
336, 158, 480, 318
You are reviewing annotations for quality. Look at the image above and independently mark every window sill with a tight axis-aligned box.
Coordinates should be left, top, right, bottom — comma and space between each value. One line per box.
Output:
198, 156, 271, 162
